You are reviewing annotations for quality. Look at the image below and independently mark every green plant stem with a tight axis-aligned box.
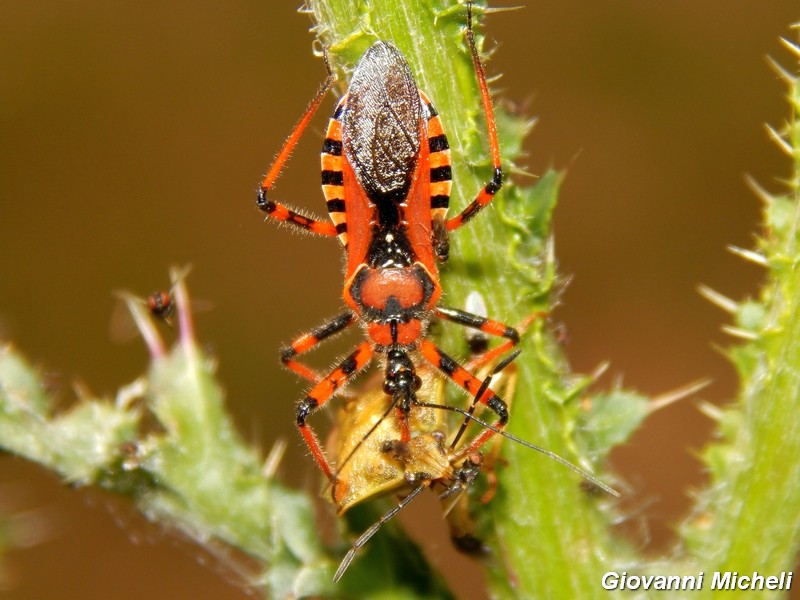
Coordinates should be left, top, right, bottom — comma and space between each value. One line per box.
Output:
0, 338, 335, 599
681, 41, 800, 595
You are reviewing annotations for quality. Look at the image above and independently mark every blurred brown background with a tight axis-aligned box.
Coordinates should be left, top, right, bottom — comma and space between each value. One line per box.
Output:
1, 2, 798, 599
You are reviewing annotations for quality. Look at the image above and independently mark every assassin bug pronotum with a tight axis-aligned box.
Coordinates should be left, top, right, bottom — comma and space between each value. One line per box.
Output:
257, 4, 520, 485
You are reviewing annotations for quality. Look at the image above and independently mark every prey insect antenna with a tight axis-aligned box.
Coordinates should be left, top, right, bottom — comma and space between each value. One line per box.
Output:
439, 485, 468, 518
415, 401, 619, 498
333, 484, 427, 583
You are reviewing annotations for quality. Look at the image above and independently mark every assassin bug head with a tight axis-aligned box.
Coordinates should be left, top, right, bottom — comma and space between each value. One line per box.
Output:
382, 347, 422, 411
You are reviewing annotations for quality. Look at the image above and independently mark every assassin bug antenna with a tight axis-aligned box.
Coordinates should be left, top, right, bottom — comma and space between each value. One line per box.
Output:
333, 485, 426, 583
416, 400, 620, 499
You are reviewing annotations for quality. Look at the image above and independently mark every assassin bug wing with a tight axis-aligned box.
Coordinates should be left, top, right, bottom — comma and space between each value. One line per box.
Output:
322, 42, 450, 273
343, 42, 422, 205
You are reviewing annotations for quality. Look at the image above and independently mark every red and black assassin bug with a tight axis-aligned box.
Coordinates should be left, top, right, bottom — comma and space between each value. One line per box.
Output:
257, 5, 519, 485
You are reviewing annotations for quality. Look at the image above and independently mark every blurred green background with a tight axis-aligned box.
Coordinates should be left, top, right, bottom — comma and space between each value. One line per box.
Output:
1, 2, 798, 598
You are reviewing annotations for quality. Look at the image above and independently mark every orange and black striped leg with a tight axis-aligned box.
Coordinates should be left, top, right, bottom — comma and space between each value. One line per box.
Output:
434, 306, 520, 369
419, 339, 508, 459
445, 2, 503, 232
280, 311, 356, 384
445, 166, 502, 232
469, 354, 519, 504
257, 62, 338, 236
448, 347, 520, 485
297, 341, 374, 480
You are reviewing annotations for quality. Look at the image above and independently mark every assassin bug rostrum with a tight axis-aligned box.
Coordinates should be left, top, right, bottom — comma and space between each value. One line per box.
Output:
257, 5, 518, 485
